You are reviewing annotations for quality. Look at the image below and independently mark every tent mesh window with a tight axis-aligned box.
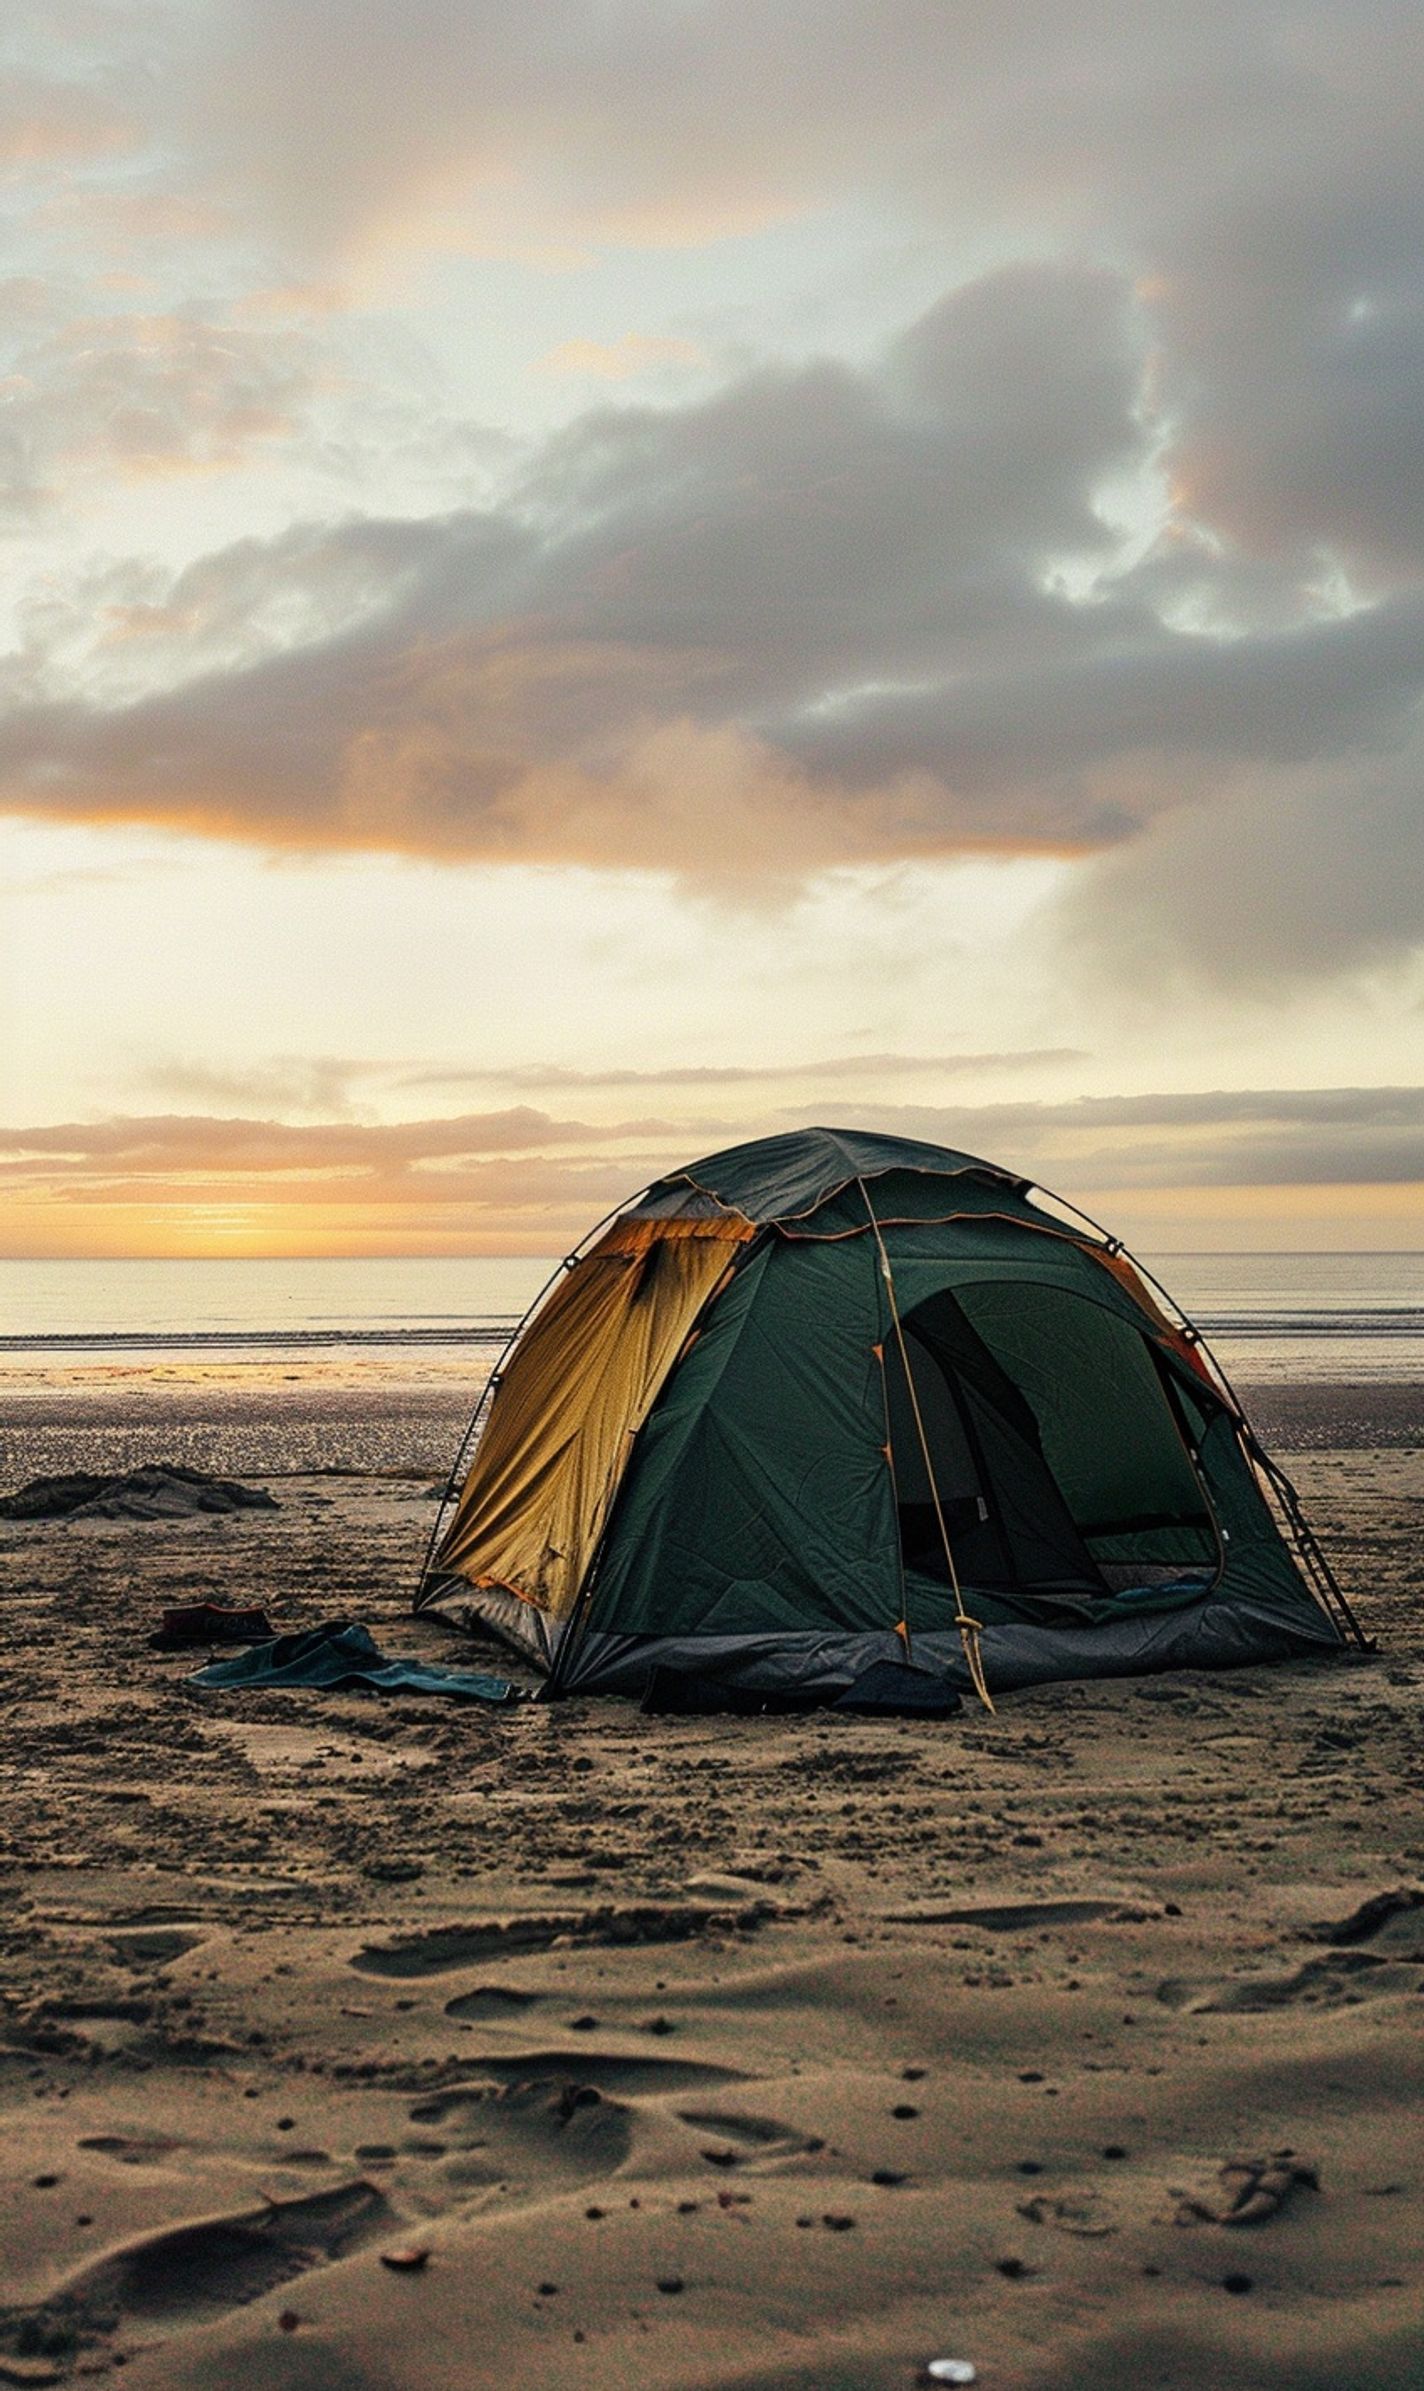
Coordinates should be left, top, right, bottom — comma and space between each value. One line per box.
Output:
886, 1282, 1218, 1626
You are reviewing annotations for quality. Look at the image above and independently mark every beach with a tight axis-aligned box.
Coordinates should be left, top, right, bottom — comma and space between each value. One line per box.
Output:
9, 0, 1424, 2371
0, 1352, 1420, 2391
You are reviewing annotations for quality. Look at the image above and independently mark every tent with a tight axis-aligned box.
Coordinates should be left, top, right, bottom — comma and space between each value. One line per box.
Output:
415, 1127, 1362, 1705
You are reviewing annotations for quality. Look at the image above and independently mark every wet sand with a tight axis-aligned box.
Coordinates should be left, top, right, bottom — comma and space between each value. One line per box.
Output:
0, 1380, 1420, 2389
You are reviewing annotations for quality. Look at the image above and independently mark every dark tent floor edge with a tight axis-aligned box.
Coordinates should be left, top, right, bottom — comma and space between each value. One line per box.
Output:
559, 1599, 1342, 1700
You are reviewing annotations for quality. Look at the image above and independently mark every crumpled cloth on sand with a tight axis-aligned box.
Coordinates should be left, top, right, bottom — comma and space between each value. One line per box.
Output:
190, 1619, 519, 1703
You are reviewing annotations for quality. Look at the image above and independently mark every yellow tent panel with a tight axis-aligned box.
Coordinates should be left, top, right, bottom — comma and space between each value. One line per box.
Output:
435, 1216, 750, 1632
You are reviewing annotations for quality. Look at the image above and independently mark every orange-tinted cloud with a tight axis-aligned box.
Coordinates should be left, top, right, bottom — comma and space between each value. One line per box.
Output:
0, 68, 132, 171
1, 305, 317, 519
3, 1087, 1421, 1258
0, 1105, 674, 1178
0, 1107, 687, 1257
538, 335, 704, 380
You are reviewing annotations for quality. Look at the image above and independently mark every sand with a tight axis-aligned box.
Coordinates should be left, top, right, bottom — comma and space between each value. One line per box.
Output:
0, 1379, 1420, 2390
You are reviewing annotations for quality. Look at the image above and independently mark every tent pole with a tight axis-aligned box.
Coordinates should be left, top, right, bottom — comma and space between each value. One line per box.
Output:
857, 1178, 995, 1714
1242, 1435, 1372, 1649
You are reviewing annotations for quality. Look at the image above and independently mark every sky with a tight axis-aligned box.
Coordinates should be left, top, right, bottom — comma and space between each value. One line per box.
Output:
2, 1, 1423, 1259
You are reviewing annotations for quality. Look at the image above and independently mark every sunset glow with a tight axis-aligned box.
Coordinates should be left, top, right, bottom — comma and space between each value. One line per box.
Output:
3, 5, 1422, 1258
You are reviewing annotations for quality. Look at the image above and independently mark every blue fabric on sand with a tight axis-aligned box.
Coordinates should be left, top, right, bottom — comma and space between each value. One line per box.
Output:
191, 1619, 518, 1702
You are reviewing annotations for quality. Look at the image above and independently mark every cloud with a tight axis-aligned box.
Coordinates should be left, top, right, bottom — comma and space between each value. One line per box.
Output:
538, 335, 704, 380
167, 0, 1424, 599
0, 1103, 691, 1250
175, 6, 1419, 294
179, 0, 938, 257
834, 1086, 1424, 1190
403, 1049, 1084, 1093
0, 301, 319, 520
5, 1090, 1419, 1240
6, 259, 1421, 903
0, 1105, 669, 1180
140, 1054, 384, 1119
0, 63, 132, 171
2, 2, 1423, 989
1053, 730, 1424, 993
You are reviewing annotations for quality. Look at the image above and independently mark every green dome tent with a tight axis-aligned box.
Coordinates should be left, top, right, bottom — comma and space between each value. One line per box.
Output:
415, 1127, 1361, 1705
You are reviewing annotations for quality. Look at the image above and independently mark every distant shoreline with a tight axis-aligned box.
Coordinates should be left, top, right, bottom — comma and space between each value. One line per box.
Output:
5, 1311, 1424, 1356
0, 1326, 518, 1352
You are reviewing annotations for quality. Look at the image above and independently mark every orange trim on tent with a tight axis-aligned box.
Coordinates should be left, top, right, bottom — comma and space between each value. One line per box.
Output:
1086, 1245, 1226, 1399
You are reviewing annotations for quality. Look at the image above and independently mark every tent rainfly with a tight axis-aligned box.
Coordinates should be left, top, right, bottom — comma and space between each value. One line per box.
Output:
415, 1127, 1364, 1706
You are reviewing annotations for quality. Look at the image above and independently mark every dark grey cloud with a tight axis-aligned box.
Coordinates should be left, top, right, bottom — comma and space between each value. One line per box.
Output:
176, 5, 1424, 580
833, 1086, 1424, 1188
2, 261, 1422, 896
3, 1, 1423, 984
788, 594, 1424, 798
1057, 731, 1424, 989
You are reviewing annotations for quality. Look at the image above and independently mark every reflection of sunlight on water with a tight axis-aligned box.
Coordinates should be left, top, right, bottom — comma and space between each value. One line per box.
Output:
7, 1343, 498, 1394
0, 1255, 552, 1340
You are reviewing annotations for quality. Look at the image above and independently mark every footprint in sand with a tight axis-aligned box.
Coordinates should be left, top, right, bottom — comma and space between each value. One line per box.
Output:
1303, 1886, 1424, 1959
0, 2179, 388, 2369
678, 2107, 816, 2164
408, 2077, 634, 2184
350, 1900, 776, 1979
1173, 2152, 1320, 2227
1017, 2190, 1119, 2238
1157, 1948, 1419, 2013
443, 1985, 542, 2019
402, 2056, 759, 2198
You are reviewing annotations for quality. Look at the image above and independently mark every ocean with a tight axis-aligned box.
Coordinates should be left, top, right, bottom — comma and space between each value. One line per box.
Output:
2, 1250, 1422, 1486
3, 1252, 1423, 1383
